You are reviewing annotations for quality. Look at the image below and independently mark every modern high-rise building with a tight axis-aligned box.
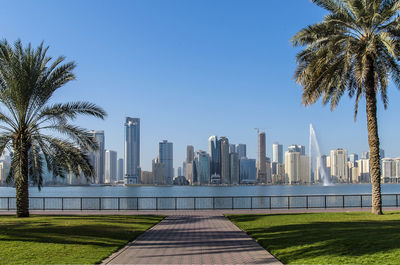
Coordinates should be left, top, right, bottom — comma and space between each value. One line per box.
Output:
239, 158, 256, 184
194, 150, 210, 184
177, 167, 182, 177
185, 145, 194, 182
230, 152, 240, 184
182, 161, 186, 177
220, 136, 230, 184
285, 150, 310, 184
152, 157, 166, 185
159, 140, 173, 184
124, 117, 140, 184
257, 132, 267, 183
89, 130, 105, 184
229, 144, 236, 154
288, 144, 305, 155
208, 136, 221, 176
272, 142, 283, 164
105, 150, 117, 183
235, 144, 246, 158
117, 158, 124, 181
349, 153, 359, 164
330, 148, 348, 183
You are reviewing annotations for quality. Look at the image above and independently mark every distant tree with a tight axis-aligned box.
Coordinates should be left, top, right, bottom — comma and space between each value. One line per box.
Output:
292, 0, 400, 214
0, 40, 106, 217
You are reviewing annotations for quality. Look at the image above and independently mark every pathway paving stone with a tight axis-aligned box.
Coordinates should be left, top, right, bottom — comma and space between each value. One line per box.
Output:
102, 213, 282, 265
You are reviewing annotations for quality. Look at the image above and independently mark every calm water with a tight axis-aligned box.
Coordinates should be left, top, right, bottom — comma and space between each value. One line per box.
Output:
1, 184, 400, 197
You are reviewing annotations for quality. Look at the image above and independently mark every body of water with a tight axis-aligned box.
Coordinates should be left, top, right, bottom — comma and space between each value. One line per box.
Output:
1, 184, 400, 197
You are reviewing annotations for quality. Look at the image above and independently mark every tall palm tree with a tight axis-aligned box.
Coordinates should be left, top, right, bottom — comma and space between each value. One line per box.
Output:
0, 40, 106, 217
292, 0, 400, 215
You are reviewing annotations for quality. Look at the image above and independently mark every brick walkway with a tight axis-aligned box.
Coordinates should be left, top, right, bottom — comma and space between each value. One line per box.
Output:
102, 214, 282, 265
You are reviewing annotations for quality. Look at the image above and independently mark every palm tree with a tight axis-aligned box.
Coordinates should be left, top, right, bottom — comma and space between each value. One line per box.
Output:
292, 0, 400, 215
0, 40, 106, 217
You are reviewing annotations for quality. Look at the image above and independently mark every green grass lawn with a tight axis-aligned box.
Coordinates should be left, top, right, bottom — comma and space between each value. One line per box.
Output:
228, 212, 400, 264
0, 215, 164, 264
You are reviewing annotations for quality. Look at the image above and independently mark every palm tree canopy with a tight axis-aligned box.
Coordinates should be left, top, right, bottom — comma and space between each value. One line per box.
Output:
0, 39, 106, 189
292, 0, 400, 119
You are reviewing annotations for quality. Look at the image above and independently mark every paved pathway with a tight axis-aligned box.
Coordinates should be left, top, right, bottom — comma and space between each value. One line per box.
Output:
102, 214, 282, 265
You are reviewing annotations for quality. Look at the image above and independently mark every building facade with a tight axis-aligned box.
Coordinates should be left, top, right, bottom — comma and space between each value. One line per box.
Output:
159, 140, 173, 185
124, 117, 140, 184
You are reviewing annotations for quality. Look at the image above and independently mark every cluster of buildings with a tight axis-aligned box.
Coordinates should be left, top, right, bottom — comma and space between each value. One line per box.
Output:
0, 116, 399, 186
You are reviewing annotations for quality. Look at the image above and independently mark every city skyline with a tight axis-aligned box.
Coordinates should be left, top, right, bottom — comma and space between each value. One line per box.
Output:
2, 1, 400, 172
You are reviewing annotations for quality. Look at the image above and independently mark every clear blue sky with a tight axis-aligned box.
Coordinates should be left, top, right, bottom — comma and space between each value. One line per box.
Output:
1, 0, 399, 171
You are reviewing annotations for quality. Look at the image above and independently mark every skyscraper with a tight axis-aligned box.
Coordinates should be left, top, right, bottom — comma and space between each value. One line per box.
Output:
124, 117, 140, 184
272, 142, 283, 164
235, 144, 246, 158
230, 152, 240, 184
257, 132, 267, 183
117, 158, 124, 181
194, 150, 210, 184
89, 130, 105, 184
208, 136, 221, 177
240, 158, 256, 183
105, 150, 117, 183
288, 144, 305, 155
185, 145, 194, 182
220, 136, 230, 184
229, 144, 236, 154
152, 157, 166, 185
330, 148, 348, 183
159, 140, 173, 185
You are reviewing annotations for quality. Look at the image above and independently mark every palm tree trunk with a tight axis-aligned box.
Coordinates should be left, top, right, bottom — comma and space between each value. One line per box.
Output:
14, 138, 30, 217
365, 61, 383, 215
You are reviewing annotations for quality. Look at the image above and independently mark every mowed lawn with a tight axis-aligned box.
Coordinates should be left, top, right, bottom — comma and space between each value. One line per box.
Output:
0, 215, 164, 264
228, 212, 400, 264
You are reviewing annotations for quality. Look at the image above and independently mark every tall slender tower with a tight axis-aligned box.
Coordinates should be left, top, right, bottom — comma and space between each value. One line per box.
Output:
272, 142, 283, 163
185, 145, 194, 183
124, 117, 140, 184
208, 136, 221, 176
89, 130, 105, 184
220, 136, 230, 184
105, 150, 117, 183
257, 132, 267, 183
159, 140, 173, 184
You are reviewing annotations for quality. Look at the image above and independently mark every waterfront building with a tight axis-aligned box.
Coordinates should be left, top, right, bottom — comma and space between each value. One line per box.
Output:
220, 136, 230, 184
230, 152, 240, 184
285, 151, 310, 184
347, 161, 358, 183
194, 150, 211, 184
152, 157, 166, 185
0, 160, 10, 184
382, 158, 396, 183
357, 158, 370, 183
208, 136, 221, 176
141, 171, 153, 184
177, 167, 182, 177
124, 117, 140, 184
271, 162, 285, 184
105, 150, 117, 183
159, 140, 173, 185
186, 145, 194, 183
182, 161, 186, 177
229, 144, 236, 154
394, 158, 400, 183
349, 153, 359, 164
239, 158, 257, 184
117, 158, 124, 181
330, 148, 348, 183
89, 130, 105, 184
257, 132, 267, 184
288, 144, 305, 155
265, 157, 272, 184
272, 142, 283, 164
235, 144, 246, 159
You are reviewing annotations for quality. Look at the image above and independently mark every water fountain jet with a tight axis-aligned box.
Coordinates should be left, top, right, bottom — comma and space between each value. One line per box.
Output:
309, 124, 330, 186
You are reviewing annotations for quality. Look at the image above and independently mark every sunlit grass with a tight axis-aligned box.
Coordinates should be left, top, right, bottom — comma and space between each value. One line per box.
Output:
0, 215, 164, 264
228, 212, 400, 264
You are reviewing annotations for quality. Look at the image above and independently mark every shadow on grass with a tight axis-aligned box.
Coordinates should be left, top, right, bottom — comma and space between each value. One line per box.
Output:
229, 213, 400, 263
0, 215, 163, 247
